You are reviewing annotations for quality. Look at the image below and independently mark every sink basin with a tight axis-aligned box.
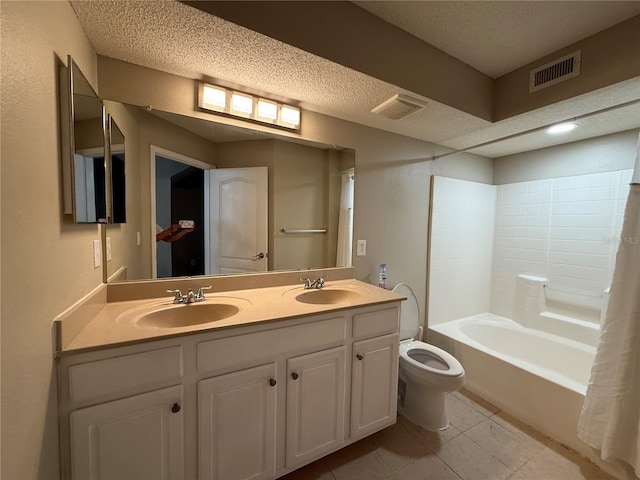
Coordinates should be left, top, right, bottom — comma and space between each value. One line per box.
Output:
295, 289, 362, 305
134, 302, 240, 329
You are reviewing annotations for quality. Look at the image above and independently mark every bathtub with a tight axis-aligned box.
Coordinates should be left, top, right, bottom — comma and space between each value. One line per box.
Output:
429, 313, 597, 461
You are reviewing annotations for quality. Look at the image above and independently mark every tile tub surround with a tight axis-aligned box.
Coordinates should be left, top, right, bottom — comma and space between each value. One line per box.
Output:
490, 169, 633, 327
280, 390, 617, 480
429, 170, 633, 334
53, 268, 405, 354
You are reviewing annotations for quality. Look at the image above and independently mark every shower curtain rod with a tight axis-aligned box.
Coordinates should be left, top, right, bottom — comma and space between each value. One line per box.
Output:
428, 98, 640, 161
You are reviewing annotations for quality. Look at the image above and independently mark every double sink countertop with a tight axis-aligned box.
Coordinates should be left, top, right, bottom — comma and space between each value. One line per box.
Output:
55, 275, 405, 356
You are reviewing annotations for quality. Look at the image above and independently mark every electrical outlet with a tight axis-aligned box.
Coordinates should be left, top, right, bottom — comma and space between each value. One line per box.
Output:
106, 237, 112, 262
356, 239, 367, 256
92, 240, 102, 268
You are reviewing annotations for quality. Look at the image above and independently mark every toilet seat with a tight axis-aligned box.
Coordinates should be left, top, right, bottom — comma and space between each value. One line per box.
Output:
392, 282, 465, 431
399, 340, 464, 378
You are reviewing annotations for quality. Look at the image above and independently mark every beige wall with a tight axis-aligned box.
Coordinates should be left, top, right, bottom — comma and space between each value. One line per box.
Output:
1, 1, 101, 478
493, 129, 640, 184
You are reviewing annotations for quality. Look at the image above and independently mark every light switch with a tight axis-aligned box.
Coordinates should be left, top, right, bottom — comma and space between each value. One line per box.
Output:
136, 231, 141, 246
106, 237, 112, 262
356, 239, 367, 256
92, 240, 102, 268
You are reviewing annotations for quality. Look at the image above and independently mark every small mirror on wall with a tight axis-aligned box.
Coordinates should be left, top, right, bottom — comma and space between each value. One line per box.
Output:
59, 55, 107, 223
108, 115, 126, 223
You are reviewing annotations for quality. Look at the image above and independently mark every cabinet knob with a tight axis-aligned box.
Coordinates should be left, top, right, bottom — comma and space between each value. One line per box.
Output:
291, 372, 299, 380
356, 354, 363, 361
269, 378, 277, 387
171, 403, 181, 413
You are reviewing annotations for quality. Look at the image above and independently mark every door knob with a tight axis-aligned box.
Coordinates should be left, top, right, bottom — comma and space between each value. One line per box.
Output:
269, 378, 277, 387
356, 354, 363, 361
171, 403, 181, 413
252, 252, 265, 260
291, 372, 299, 380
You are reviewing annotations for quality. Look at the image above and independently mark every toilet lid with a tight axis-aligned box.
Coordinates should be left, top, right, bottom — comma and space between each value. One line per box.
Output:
393, 283, 420, 341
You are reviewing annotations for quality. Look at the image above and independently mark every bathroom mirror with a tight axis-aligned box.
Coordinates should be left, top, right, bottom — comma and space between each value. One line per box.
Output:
59, 55, 108, 223
108, 115, 126, 223
104, 101, 355, 282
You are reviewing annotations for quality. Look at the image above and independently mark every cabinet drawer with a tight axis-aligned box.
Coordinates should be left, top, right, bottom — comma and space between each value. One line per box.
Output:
69, 346, 183, 405
197, 316, 346, 374
352, 307, 399, 339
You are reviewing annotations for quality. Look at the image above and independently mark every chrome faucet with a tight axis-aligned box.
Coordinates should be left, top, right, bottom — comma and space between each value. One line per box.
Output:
196, 286, 212, 301
167, 289, 185, 304
167, 286, 212, 304
301, 276, 327, 289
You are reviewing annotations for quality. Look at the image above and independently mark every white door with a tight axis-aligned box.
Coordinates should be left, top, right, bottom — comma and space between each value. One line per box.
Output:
351, 333, 399, 438
286, 346, 346, 468
210, 167, 268, 274
198, 363, 277, 480
70, 385, 184, 480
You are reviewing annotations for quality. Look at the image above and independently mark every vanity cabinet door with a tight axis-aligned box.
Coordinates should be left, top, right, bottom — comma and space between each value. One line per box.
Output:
198, 363, 277, 480
286, 346, 346, 468
351, 333, 399, 438
70, 385, 184, 480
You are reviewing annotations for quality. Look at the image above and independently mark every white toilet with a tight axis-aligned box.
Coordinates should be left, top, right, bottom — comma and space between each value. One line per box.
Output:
393, 283, 465, 431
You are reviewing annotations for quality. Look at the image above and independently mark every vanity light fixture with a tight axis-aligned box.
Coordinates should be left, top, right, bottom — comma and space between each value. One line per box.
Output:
198, 82, 301, 130
546, 122, 578, 134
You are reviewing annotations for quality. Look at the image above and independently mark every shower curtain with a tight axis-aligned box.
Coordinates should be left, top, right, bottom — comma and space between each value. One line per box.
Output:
336, 170, 354, 267
578, 134, 640, 476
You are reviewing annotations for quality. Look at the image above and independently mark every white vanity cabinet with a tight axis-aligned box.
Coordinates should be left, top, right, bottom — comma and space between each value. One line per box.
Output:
60, 346, 186, 480
351, 333, 399, 438
198, 363, 277, 480
350, 308, 400, 439
286, 346, 346, 468
71, 385, 184, 480
57, 301, 401, 480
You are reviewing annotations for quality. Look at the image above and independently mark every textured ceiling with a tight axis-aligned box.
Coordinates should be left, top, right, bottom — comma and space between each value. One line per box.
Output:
71, 0, 640, 158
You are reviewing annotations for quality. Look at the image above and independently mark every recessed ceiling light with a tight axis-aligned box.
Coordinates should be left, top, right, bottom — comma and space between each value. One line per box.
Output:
547, 122, 578, 134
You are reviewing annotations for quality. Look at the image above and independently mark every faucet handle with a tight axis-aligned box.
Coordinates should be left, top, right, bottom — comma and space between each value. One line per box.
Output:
166, 289, 184, 304
300, 278, 313, 289
196, 286, 212, 301
315, 276, 327, 289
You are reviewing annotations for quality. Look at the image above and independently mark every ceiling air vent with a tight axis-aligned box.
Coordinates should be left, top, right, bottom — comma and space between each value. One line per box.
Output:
371, 94, 426, 120
529, 50, 581, 93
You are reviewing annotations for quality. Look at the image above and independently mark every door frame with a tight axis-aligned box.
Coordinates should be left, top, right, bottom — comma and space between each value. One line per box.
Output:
150, 145, 213, 278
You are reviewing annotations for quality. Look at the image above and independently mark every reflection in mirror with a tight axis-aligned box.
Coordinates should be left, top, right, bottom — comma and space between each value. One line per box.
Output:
59, 55, 107, 223
108, 115, 126, 223
104, 101, 355, 282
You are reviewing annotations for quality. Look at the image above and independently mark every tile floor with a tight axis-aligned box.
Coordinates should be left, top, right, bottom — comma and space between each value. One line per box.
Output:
281, 389, 616, 480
